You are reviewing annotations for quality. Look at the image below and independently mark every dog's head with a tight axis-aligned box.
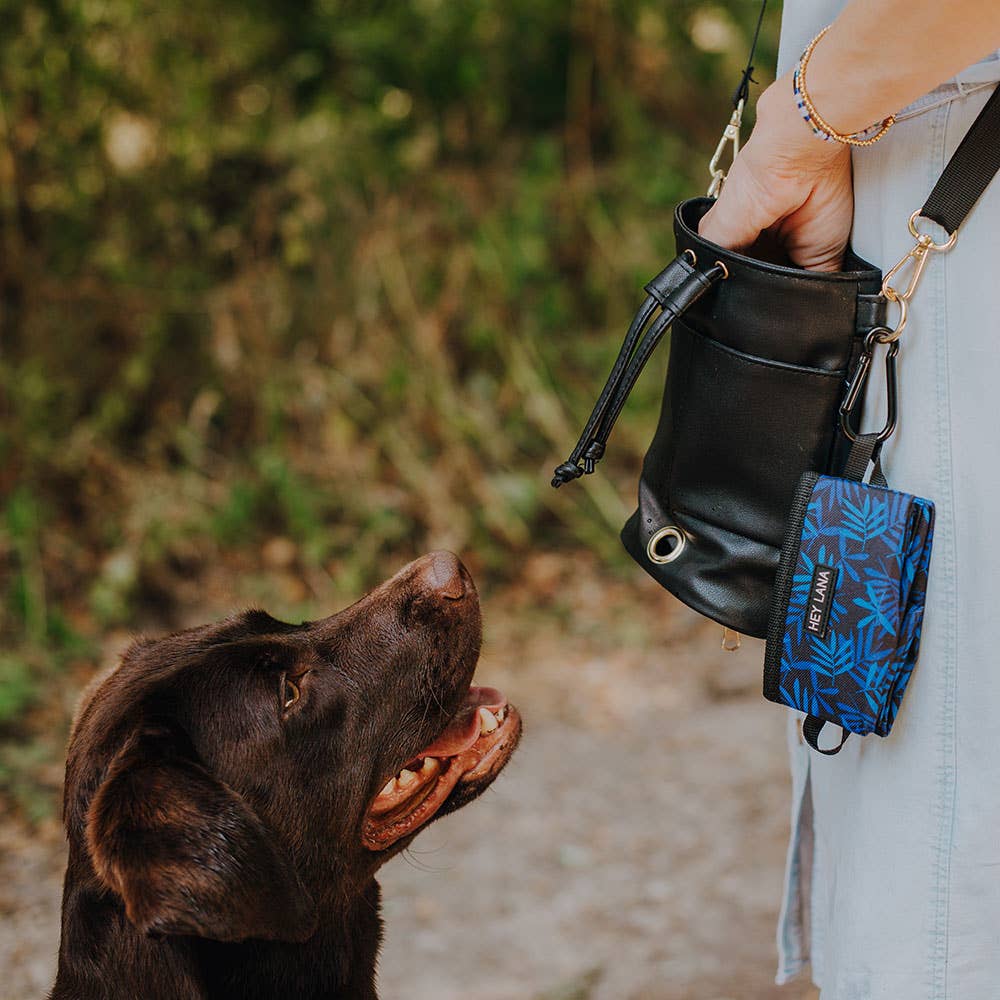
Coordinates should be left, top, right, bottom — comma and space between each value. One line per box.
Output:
64, 552, 520, 945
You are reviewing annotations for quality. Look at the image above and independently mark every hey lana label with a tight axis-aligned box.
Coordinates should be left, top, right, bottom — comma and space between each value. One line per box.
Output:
805, 564, 837, 638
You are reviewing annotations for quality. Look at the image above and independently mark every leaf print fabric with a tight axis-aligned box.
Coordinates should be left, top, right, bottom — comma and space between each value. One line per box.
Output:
764, 474, 935, 739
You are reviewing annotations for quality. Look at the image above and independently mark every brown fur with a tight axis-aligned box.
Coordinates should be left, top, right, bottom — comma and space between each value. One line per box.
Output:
51, 552, 512, 1000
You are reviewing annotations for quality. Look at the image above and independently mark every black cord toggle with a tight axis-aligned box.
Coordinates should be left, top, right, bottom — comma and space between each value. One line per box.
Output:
551, 462, 584, 488
731, 66, 756, 110
582, 441, 605, 472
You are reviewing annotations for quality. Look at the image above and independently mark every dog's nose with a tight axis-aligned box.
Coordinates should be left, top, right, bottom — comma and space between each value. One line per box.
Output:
418, 551, 466, 600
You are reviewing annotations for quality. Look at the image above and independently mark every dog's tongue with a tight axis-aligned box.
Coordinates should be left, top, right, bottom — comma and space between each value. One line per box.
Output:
420, 686, 506, 757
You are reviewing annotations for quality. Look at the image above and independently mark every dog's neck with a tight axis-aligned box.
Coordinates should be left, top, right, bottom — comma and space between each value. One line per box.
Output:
197, 881, 384, 1000
52, 875, 384, 1000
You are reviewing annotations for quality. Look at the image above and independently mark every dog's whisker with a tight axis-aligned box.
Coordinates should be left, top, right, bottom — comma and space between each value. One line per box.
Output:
399, 848, 452, 874
404, 841, 449, 855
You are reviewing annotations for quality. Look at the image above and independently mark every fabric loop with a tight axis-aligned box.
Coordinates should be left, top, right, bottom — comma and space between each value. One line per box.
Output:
803, 715, 849, 755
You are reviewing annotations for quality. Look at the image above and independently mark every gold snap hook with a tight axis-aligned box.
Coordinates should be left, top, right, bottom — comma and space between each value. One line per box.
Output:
707, 100, 744, 198
879, 208, 959, 343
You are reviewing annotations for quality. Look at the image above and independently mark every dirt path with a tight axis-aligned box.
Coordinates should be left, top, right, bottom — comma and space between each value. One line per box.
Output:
0, 566, 817, 1000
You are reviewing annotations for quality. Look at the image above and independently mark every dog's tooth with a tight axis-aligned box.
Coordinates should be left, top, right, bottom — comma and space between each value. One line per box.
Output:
478, 707, 499, 734
422, 756, 440, 774
398, 768, 417, 787
380, 777, 397, 797
496, 706, 506, 722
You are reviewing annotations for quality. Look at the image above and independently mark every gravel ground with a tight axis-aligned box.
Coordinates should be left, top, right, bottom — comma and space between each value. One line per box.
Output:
0, 561, 818, 1000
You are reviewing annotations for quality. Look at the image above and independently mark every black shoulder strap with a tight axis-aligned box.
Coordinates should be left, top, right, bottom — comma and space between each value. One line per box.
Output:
800, 88, 1000, 758
921, 83, 1000, 235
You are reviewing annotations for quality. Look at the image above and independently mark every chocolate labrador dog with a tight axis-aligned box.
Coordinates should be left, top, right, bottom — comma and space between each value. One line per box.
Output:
50, 552, 520, 1000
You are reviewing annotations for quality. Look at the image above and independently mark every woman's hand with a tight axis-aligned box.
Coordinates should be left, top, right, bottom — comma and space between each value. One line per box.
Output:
698, 72, 854, 272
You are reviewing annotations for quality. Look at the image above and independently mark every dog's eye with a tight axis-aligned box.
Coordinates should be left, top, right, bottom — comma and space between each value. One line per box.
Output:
281, 674, 301, 711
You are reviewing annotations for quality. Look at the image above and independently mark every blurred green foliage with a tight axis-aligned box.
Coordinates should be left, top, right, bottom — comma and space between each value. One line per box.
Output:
0, 0, 777, 809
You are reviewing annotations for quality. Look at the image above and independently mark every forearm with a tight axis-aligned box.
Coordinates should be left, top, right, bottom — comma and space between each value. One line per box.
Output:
804, 0, 1000, 135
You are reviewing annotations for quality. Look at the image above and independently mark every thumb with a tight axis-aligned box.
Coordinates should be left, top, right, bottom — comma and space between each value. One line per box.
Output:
697, 158, 773, 252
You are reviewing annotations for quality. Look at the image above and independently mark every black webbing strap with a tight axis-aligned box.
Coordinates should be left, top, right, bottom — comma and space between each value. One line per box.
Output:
807, 87, 1000, 756
842, 432, 887, 487
921, 83, 1000, 235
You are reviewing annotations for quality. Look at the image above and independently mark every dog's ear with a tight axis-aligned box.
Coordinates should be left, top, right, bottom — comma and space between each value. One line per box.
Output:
86, 726, 317, 943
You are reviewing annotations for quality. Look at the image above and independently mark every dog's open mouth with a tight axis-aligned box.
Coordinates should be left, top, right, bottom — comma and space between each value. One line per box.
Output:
362, 686, 520, 851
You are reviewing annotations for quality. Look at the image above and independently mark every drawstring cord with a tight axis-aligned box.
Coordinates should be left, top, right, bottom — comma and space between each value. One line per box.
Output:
551, 259, 725, 487
551, 1, 766, 488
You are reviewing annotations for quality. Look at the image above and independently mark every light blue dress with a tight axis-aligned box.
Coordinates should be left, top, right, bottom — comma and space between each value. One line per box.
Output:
774, 6, 1000, 999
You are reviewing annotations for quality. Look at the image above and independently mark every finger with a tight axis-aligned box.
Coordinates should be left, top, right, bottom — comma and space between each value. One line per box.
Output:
777, 183, 853, 271
797, 250, 843, 272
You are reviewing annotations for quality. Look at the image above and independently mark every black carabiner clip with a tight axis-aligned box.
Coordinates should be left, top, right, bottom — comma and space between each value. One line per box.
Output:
839, 327, 899, 443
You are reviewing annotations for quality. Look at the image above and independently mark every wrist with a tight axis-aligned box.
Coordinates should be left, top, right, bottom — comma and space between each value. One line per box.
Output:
802, 28, 886, 137
756, 73, 848, 165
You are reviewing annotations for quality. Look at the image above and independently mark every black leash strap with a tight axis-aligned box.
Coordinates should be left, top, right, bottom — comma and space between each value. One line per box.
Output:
732, 0, 768, 109
921, 83, 1000, 235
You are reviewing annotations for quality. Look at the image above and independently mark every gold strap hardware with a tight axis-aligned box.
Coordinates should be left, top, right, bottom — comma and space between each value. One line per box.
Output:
880, 211, 958, 342
707, 100, 745, 198
721, 627, 742, 652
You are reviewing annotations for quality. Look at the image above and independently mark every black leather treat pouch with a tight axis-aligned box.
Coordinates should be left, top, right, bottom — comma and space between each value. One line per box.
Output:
552, 47, 1000, 651
553, 197, 885, 638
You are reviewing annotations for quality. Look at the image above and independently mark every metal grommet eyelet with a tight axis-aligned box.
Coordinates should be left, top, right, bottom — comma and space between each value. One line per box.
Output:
682, 248, 697, 266
714, 259, 729, 280
647, 525, 686, 564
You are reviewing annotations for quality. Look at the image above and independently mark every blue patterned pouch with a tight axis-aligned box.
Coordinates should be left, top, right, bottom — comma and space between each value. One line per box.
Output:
763, 467, 935, 754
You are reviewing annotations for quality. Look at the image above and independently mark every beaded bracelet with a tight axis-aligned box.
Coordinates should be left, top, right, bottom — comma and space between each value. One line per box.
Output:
793, 26, 895, 146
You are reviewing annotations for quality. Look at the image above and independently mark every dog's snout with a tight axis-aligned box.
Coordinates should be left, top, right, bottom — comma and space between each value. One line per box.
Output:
418, 551, 466, 600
